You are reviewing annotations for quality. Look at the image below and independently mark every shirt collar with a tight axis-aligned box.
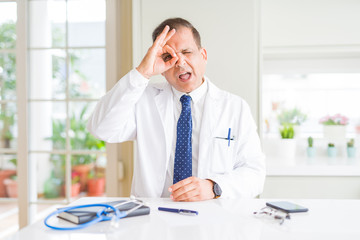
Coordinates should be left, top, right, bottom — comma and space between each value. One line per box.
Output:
171, 78, 208, 104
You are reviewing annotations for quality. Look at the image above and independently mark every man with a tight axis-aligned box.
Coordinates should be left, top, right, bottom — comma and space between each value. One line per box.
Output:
87, 18, 265, 201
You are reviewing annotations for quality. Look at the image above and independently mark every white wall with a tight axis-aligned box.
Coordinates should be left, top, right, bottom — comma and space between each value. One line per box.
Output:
133, 0, 260, 122
262, 0, 360, 47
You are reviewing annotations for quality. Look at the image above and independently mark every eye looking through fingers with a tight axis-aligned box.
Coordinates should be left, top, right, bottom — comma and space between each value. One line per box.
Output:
161, 53, 173, 62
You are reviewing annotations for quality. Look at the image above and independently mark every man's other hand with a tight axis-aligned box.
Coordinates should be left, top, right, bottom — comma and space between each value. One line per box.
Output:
168, 177, 214, 202
136, 25, 178, 79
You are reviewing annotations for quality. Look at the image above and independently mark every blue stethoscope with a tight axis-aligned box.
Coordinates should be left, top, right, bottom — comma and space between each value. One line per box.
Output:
44, 197, 145, 230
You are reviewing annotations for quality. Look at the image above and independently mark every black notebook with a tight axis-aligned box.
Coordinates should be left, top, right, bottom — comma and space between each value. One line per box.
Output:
58, 200, 150, 224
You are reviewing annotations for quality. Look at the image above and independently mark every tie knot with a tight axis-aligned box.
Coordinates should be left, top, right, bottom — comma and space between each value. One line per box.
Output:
180, 95, 191, 107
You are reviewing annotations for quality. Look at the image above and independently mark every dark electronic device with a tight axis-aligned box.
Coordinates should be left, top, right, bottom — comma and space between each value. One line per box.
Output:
266, 201, 309, 213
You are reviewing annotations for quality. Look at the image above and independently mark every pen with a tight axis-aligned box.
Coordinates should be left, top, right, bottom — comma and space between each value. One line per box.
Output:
227, 128, 231, 146
158, 207, 198, 216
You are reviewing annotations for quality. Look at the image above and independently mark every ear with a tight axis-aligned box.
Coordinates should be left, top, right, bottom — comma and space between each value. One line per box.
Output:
200, 48, 207, 62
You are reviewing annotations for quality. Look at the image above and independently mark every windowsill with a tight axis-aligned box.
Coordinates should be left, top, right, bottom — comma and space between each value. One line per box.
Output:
266, 156, 360, 176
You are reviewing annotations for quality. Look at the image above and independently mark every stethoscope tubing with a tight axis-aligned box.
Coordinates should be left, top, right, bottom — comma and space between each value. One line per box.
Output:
44, 203, 127, 230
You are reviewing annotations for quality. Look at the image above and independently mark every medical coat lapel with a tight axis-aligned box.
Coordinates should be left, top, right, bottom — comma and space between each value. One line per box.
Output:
154, 83, 174, 171
198, 80, 223, 177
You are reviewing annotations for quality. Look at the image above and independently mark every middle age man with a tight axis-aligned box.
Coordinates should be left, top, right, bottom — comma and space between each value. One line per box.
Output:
87, 18, 266, 201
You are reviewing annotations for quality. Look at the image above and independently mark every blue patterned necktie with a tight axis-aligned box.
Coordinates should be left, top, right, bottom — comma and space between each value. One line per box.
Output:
173, 95, 192, 184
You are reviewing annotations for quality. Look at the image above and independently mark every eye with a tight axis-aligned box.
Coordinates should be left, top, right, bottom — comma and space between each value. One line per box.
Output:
162, 54, 172, 62
183, 51, 192, 55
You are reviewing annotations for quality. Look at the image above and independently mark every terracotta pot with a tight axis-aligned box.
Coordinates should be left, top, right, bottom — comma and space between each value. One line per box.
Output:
87, 178, 105, 196
61, 182, 81, 197
0, 170, 16, 197
72, 164, 93, 191
4, 178, 17, 198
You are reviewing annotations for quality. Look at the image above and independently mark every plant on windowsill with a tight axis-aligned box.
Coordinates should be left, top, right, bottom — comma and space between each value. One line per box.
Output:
3, 158, 17, 198
306, 137, 316, 158
347, 139, 356, 158
278, 108, 307, 137
320, 114, 349, 140
280, 124, 295, 139
87, 165, 105, 196
62, 171, 81, 198
45, 104, 105, 194
327, 143, 337, 158
277, 124, 296, 163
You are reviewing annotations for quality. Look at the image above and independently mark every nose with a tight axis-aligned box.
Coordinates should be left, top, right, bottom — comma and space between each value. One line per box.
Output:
175, 52, 186, 68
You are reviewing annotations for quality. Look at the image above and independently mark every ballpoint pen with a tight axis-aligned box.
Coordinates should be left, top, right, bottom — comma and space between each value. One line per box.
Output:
158, 207, 198, 216
227, 128, 231, 146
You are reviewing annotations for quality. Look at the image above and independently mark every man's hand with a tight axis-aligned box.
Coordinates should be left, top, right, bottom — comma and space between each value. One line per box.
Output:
136, 25, 178, 79
168, 177, 215, 202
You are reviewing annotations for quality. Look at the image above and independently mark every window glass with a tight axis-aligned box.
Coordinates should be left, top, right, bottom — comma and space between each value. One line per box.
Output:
0, 102, 17, 149
69, 101, 104, 150
31, 153, 65, 200
0, 2, 17, 49
68, 49, 106, 99
67, 0, 105, 47
28, 0, 66, 48
29, 102, 66, 151
0, 53, 16, 101
262, 73, 360, 138
29, 49, 67, 100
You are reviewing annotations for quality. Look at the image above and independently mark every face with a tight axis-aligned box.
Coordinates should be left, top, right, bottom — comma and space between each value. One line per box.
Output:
161, 27, 207, 93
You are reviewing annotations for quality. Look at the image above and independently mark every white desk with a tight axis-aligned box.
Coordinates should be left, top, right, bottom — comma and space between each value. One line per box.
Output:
7, 198, 360, 240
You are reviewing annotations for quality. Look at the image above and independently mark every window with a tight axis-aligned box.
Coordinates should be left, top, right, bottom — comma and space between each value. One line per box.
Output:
0, 1, 18, 235
260, 0, 360, 168
261, 56, 360, 165
0, 0, 109, 235
28, 0, 106, 203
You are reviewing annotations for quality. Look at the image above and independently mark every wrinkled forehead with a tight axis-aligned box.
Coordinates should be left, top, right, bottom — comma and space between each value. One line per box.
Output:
166, 27, 199, 51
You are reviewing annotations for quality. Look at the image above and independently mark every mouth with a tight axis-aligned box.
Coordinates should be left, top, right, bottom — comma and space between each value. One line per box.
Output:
178, 72, 192, 82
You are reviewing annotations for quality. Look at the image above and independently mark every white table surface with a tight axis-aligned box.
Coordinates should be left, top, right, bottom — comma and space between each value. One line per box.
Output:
7, 197, 360, 240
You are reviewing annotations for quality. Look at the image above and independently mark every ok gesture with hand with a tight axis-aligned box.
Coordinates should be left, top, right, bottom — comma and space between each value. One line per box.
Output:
136, 25, 178, 79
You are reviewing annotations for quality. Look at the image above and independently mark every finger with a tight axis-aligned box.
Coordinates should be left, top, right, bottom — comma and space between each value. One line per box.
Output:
161, 28, 176, 47
171, 182, 197, 200
169, 177, 194, 193
153, 25, 170, 47
163, 45, 177, 58
165, 55, 178, 69
173, 189, 200, 202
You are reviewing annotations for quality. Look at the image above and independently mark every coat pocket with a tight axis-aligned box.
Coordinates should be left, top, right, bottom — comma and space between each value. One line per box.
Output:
211, 138, 234, 173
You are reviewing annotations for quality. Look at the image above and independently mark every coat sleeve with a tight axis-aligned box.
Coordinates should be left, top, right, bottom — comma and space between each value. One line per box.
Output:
209, 100, 266, 199
87, 69, 149, 143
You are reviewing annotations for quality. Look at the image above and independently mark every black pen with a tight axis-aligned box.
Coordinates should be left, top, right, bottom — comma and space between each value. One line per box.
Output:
158, 207, 198, 216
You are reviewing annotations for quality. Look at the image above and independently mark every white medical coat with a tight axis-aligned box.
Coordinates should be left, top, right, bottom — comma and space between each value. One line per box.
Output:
87, 69, 266, 198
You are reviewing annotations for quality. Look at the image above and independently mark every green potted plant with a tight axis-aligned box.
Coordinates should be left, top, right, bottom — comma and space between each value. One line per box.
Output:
0, 158, 17, 198
280, 124, 295, 139
277, 124, 297, 163
45, 104, 105, 193
278, 108, 307, 137
43, 170, 62, 199
87, 165, 105, 196
3, 158, 17, 198
327, 143, 337, 158
306, 137, 316, 158
347, 139, 356, 158
62, 171, 81, 198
